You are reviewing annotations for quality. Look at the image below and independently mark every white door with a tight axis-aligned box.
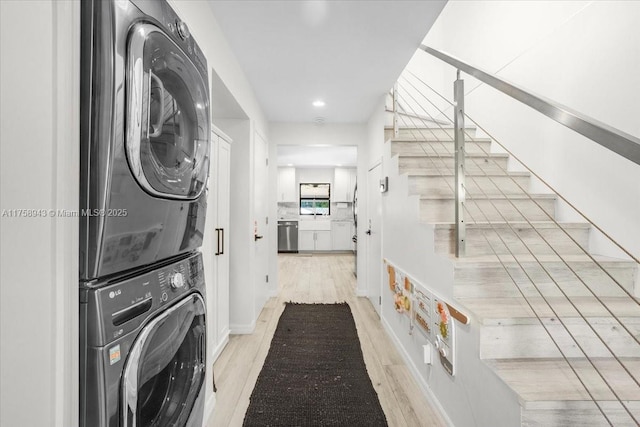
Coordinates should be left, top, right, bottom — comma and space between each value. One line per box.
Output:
216, 138, 231, 342
366, 162, 382, 315
253, 131, 269, 318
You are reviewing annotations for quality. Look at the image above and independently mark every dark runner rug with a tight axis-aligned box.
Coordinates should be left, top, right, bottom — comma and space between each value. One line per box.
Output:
243, 302, 388, 427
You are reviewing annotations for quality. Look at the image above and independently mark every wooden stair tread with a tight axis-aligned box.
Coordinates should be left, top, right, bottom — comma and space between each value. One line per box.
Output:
452, 254, 635, 265
419, 193, 556, 201
398, 152, 509, 159
389, 140, 492, 144
405, 170, 529, 177
433, 221, 591, 229
455, 295, 640, 324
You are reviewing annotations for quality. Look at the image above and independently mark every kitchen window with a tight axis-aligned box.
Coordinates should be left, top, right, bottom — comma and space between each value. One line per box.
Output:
299, 183, 330, 216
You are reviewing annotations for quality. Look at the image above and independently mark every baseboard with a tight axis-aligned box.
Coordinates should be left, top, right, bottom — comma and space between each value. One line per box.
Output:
230, 320, 256, 335
356, 288, 368, 297
268, 289, 279, 298
381, 316, 454, 427
211, 331, 229, 363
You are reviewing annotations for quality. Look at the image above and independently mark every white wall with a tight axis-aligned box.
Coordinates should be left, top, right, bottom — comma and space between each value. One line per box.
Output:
172, 0, 273, 332
406, 0, 640, 259
170, 0, 268, 135
0, 2, 79, 427
360, 99, 387, 296
270, 122, 367, 147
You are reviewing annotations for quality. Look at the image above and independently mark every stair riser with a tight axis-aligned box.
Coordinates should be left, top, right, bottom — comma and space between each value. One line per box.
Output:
489, 357, 640, 400
435, 226, 590, 257
399, 156, 508, 173
409, 175, 531, 196
454, 263, 638, 298
392, 140, 492, 156
481, 318, 640, 359
421, 199, 555, 223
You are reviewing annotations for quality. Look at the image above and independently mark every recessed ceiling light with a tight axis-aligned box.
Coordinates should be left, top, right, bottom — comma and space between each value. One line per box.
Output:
312, 100, 325, 108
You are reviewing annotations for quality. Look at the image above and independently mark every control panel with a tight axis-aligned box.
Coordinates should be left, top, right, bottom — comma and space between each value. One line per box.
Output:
160, 2, 207, 76
128, 0, 208, 77
82, 252, 205, 348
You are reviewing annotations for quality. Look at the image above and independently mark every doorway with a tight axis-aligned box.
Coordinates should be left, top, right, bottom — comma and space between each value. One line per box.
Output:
254, 131, 270, 317
366, 161, 382, 315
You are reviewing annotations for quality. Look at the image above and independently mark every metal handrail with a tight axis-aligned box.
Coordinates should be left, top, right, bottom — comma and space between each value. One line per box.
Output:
419, 45, 640, 166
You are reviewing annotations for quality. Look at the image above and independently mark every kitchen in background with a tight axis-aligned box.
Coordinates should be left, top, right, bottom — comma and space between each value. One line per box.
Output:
277, 145, 357, 254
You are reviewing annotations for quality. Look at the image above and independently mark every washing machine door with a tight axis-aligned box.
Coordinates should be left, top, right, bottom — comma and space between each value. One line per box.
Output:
126, 23, 210, 200
122, 293, 206, 427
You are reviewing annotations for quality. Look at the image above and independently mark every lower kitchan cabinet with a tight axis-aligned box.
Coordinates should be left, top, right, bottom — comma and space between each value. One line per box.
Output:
299, 230, 332, 251
331, 222, 353, 251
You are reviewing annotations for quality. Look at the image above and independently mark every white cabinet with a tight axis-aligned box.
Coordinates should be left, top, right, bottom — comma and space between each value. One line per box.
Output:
333, 167, 357, 202
315, 231, 332, 251
299, 230, 315, 251
331, 222, 353, 251
277, 167, 296, 202
204, 128, 232, 368
299, 230, 332, 251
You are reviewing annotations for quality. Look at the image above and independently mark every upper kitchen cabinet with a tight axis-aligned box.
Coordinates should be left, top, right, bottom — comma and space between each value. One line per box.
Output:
277, 167, 296, 202
332, 167, 357, 202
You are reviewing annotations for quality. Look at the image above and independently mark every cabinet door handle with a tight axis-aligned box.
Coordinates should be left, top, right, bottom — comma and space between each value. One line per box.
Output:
215, 228, 221, 255
220, 228, 224, 255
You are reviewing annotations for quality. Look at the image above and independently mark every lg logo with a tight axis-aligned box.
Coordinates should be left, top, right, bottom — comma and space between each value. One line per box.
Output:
109, 289, 122, 299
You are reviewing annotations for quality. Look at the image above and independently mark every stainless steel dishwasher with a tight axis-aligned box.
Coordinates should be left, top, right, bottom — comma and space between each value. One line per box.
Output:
277, 221, 298, 253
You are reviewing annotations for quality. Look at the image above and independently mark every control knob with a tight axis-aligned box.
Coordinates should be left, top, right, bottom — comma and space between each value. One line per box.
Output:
169, 272, 185, 290
176, 19, 190, 40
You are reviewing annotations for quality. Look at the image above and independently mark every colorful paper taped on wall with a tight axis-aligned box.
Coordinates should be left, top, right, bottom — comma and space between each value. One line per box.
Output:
394, 291, 411, 313
388, 265, 395, 291
404, 276, 411, 291
415, 312, 430, 334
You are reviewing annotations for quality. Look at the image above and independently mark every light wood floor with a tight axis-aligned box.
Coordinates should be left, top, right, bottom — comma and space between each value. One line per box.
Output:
208, 253, 447, 427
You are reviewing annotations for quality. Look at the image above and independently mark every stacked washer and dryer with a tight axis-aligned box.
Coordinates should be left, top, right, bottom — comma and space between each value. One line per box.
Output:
79, 1, 211, 426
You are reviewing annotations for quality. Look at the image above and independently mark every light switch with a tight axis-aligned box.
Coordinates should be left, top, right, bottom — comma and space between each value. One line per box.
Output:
423, 343, 433, 365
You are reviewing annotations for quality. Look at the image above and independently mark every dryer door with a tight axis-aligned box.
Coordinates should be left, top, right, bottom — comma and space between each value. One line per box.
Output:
122, 293, 206, 427
127, 23, 210, 200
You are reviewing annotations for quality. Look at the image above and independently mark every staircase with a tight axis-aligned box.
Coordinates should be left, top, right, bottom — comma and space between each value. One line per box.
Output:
388, 127, 640, 426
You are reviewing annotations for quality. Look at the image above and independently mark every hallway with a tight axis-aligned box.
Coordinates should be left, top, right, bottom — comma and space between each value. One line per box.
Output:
209, 254, 447, 426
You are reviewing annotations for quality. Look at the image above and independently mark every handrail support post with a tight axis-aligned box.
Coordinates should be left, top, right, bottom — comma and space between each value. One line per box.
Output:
454, 72, 466, 257
393, 83, 399, 138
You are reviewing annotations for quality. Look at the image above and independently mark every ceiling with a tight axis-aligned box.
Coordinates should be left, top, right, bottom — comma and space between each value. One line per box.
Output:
208, 0, 447, 123
277, 145, 357, 167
